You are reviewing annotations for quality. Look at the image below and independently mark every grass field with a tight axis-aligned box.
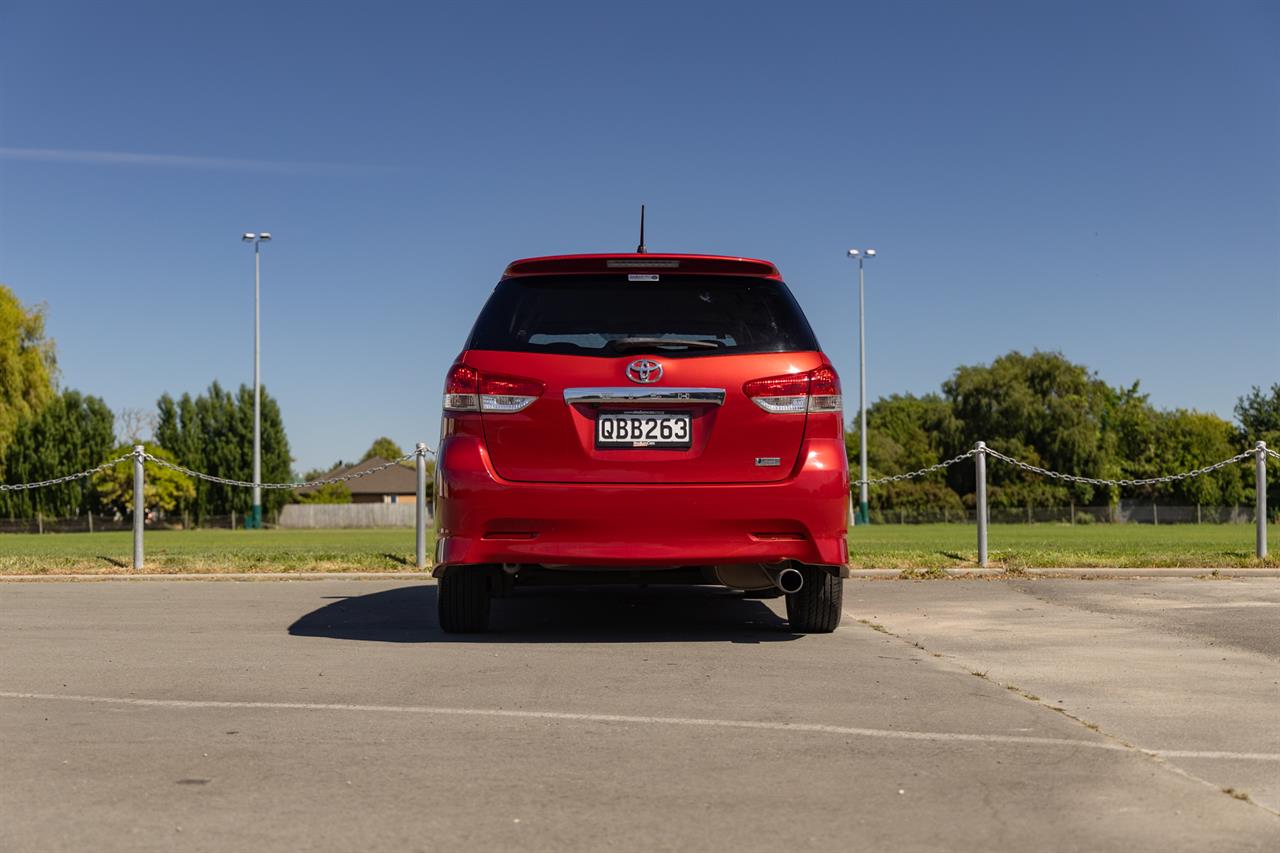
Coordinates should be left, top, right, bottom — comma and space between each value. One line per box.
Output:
848, 523, 1278, 569
0, 529, 420, 574
1, 523, 1276, 574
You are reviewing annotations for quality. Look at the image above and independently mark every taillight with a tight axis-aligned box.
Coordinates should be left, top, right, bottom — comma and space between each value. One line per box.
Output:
743, 366, 842, 414
443, 364, 542, 413
480, 374, 543, 413
443, 364, 480, 411
742, 373, 810, 413
806, 365, 842, 412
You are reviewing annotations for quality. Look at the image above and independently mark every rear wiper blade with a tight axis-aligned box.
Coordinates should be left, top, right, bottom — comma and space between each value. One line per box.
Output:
612, 337, 721, 351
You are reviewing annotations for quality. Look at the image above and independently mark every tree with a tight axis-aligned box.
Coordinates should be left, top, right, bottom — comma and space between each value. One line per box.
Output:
941, 351, 1112, 505
848, 393, 960, 513
849, 393, 955, 480
115, 407, 158, 445
154, 381, 293, 521
93, 443, 195, 516
362, 437, 405, 462
1142, 410, 1247, 506
0, 285, 57, 471
1235, 384, 1280, 439
0, 390, 115, 518
296, 482, 352, 504
870, 481, 966, 521
1235, 384, 1280, 517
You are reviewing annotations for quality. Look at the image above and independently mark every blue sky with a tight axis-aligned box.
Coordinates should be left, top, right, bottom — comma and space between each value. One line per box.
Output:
1, 0, 1276, 473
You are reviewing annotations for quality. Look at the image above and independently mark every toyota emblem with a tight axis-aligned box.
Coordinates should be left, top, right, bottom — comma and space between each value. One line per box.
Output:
625, 359, 663, 384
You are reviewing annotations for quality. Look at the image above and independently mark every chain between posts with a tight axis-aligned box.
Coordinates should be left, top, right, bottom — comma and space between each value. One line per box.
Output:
5, 443, 1259, 493
0, 446, 439, 493
853, 449, 979, 486
854, 447, 1264, 489
139, 448, 434, 490
982, 447, 1259, 487
0, 454, 134, 491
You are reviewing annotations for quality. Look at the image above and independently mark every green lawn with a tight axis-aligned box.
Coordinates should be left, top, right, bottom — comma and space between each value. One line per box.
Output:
1, 523, 1276, 574
0, 528, 423, 574
848, 522, 1279, 569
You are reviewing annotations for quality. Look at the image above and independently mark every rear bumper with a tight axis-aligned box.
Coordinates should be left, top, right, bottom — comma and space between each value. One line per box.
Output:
434, 434, 849, 570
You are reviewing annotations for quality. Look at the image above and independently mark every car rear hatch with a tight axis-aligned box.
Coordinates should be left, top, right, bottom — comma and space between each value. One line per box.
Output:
448, 255, 838, 485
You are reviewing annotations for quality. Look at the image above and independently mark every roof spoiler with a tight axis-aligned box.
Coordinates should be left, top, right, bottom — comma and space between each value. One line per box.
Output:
502, 254, 781, 279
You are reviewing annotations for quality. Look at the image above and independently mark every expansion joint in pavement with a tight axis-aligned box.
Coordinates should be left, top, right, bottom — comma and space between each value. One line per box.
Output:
842, 609, 1280, 818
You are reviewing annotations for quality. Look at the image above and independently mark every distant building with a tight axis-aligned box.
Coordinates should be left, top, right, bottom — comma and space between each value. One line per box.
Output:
294, 457, 418, 504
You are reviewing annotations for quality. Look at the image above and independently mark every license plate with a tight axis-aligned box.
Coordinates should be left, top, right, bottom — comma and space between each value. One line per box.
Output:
596, 411, 691, 448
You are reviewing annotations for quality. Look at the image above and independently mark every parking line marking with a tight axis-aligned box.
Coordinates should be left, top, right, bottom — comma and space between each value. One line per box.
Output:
2, 691, 1276, 761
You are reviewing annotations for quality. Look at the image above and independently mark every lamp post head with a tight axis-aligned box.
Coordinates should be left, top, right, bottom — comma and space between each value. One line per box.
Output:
258, 232, 272, 241
242, 232, 256, 242
865, 249, 876, 257
847, 249, 861, 258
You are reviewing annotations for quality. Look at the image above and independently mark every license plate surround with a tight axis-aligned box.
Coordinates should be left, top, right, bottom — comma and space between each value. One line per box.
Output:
595, 410, 693, 449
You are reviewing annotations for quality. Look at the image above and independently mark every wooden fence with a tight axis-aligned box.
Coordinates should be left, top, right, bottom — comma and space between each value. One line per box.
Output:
277, 504, 428, 529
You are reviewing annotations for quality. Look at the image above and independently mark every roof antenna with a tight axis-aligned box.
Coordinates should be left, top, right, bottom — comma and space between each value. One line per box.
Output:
636, 204, 647, 254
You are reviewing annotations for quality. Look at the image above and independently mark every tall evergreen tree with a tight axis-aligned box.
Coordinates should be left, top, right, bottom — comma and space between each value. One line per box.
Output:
154, 382, 292, 521
0, 390, 115, 518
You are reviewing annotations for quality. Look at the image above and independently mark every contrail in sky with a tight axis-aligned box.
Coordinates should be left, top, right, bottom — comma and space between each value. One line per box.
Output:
0, 147, 394, 176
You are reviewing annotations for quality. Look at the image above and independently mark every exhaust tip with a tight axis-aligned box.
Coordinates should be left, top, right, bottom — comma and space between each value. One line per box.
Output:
776, 567, 804, 594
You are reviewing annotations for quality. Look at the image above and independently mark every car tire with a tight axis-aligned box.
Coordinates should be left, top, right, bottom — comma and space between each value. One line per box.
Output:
438, 566, 491, 633
784, 565, 843, 633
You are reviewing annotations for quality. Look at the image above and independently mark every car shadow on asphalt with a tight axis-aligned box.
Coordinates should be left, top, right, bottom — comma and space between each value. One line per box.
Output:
288, 584, 801, 644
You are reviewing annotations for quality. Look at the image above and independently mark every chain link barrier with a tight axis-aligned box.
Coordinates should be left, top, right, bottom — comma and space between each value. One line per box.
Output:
0, 447, 435, 492
0, 439, 1269, 567
1, 442, 1266, 493
982, 447, 1258, 488
0, 454, 134, 492
140, 449, 432, 490
852, 445, 1273, 488
854, 449, 979, 487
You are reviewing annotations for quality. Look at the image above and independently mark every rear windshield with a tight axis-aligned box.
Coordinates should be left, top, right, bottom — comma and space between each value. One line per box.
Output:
466, 275, 820, 357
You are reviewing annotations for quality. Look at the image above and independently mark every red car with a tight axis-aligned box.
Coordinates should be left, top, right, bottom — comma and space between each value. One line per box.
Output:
434, 253, 849, 633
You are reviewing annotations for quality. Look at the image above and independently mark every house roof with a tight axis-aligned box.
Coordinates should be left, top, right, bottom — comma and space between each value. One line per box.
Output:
294, 457, 417, 496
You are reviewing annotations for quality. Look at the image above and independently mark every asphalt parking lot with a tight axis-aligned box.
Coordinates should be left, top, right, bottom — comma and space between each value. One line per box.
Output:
1, 577, 1277, 852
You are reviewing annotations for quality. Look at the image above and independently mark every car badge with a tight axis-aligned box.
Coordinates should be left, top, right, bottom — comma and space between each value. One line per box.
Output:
625, 359, 663, 384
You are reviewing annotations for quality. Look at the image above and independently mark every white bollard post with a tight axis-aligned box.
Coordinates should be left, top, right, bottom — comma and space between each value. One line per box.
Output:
132, 445, 144, 570
1258, 442, 1268, 560
975, 441, 988, 568
415, 443, 427, 569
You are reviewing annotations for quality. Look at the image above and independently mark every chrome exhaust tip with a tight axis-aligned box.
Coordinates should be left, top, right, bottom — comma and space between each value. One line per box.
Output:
775, 567, 804, 594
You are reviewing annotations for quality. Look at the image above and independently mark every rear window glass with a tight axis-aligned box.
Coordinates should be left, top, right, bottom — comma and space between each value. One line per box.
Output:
466, 275, 820, 357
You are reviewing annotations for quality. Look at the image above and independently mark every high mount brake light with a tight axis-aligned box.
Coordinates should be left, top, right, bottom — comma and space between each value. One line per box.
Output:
444, 364, 543, 413
743, 366, 842, 414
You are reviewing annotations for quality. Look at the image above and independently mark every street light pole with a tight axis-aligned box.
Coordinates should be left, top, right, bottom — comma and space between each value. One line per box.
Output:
847, 248, 876, 525
241, 232, 272, 529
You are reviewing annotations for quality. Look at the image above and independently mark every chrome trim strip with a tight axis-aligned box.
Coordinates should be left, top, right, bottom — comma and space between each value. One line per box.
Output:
563, 387, 726, 406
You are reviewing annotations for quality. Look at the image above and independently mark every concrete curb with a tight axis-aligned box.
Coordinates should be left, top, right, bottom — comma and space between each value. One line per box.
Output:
0, 571, 436, 583
846, 567, 1280, 579
1022, 567, 1280, 578
2, 568, 1276, 582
